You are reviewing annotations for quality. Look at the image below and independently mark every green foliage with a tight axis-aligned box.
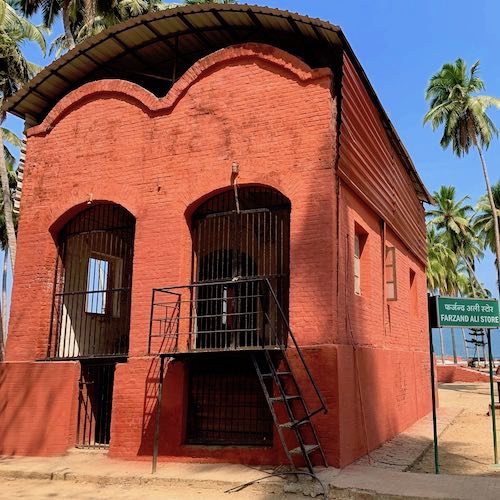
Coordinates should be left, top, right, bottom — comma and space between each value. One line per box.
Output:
474, 181, 500, 256
424, 58, 500, 156
426, 185, 486, 297
0, 0, 45, 101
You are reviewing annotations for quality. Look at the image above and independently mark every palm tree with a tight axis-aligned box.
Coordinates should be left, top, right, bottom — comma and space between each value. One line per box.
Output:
424, 59, 500, 293
427, 186, 473, 248
20, 0, 75, 49
426, 226, 457, 294
0, 152, 17, 360
0, 0, 45, 271
474, 181, 500, 258
426, 185, 486, 290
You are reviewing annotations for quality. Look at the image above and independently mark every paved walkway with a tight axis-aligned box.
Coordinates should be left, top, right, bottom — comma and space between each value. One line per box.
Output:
1, 450, 499, 499
356, 407, 462, 471
1, 403, 498, 499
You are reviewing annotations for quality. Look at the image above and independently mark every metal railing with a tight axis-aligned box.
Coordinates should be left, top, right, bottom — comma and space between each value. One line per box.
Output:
148, 277, 327, 414
47, 288, 131, 359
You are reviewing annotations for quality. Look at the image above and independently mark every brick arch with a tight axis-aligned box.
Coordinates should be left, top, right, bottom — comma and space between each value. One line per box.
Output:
184, 182, 292, 223
48, 199, 137, 240
29, 43, 332, 137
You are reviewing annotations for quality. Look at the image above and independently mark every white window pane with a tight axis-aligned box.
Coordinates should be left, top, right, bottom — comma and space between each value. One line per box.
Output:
86, 258, 109, 314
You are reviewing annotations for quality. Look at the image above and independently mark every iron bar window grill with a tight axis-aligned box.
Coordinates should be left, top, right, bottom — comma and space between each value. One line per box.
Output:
186, 356, 273, 446
149, 186, 291, 354
48, 204, 135, 359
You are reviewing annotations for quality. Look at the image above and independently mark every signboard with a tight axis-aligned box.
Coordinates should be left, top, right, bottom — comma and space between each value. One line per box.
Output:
431, 296, 500, 328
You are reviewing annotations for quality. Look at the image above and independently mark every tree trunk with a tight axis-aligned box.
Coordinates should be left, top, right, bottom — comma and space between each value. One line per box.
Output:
2, 246, 8, 338
63, 0, 76, 50
451, 329, 457, 364
461, 328, 469, 365
475, 144, 500, 295
460, 252, 486, 296
439, 328, 445, 364
0, 293, 3, 362
0, 127, 17, 271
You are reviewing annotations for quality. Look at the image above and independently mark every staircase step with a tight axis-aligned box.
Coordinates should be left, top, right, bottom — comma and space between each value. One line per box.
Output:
290, 444, 320, 455
279, 419, 309, 429
261, 371, 292, 378
269, 395, 301, 402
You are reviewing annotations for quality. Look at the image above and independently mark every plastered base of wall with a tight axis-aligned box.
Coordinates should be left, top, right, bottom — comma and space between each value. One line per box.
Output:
0, 345, 430, 467
437, 365, 499, 384
0, 361, 79, 456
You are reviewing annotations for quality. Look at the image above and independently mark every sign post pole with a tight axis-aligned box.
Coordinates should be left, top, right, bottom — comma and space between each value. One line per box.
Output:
429, 296, 500, 472
428, 295, 440, 474
486, 329, 498, 465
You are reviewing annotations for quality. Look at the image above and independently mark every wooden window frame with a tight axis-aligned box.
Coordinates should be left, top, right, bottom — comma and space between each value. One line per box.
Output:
354, 225, 367, 296
385, 246, 397, 301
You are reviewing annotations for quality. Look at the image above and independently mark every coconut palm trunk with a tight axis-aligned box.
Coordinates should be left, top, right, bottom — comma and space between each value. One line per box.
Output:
475, 142, 500, 293
2, 246, 8, 336
63, 0, 76, 49
439, 328, 445, 364
0, 298, 4, 361
0, 127, 16, 270
461, 328, 469, 365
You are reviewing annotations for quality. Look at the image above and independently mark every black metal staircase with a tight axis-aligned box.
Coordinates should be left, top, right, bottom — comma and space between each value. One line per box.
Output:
252, 349, 328, 473
149, 277, 328, 472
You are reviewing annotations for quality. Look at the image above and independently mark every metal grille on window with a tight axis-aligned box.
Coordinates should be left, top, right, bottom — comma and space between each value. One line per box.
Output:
191, 187, 291, 351
186, 356, 273, 446
48, 204, 135, 359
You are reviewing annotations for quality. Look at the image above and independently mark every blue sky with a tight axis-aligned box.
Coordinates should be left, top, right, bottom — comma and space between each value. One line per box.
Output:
4, 1, 500, 351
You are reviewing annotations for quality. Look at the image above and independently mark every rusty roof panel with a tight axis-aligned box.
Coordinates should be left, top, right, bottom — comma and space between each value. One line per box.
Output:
2, 3, 430, 204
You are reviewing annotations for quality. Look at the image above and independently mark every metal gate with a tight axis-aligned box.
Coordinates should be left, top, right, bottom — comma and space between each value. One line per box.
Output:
48, 204, 135, 359
191, 187, 291, 350
76, 361, 117, 449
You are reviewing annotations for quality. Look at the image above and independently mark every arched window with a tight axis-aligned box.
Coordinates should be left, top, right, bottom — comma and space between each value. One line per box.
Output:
48, 204, 135, 359
191, 186, 291, 350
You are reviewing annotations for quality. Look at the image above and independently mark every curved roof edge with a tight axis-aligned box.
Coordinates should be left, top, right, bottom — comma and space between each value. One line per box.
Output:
3, 3, 431, 204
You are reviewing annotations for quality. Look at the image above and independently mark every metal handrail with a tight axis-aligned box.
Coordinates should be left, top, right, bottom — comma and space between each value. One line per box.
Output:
148, 277, 327, 414
262, 277, 328, 414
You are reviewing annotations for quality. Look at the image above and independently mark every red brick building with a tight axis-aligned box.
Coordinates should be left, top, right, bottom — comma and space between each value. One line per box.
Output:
0, 5, 432, 470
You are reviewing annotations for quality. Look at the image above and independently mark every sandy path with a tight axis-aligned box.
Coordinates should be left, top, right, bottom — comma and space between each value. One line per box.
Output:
0, 476, 288, 499
411, 383, 500, 476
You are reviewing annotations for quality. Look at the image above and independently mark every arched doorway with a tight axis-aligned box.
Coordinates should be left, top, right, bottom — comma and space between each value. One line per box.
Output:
48, 203, 135, 450
186, 186, 290, 446
49, 203, 135, 359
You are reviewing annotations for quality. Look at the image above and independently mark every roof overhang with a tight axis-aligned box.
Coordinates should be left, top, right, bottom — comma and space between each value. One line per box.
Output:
3, 3, 431, 203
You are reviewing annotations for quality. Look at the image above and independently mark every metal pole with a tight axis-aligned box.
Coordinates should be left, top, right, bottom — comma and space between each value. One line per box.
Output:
152, 356, 165, 474
486, 329, 498, 465
428, 295, 440, 474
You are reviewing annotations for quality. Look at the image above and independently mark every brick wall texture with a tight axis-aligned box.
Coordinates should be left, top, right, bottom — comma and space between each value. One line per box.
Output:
0, 44, 431, 467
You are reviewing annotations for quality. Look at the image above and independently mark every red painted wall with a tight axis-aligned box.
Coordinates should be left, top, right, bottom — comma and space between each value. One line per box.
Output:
0, 362, 79, 456
1, 43, 430, 468
437, 365, 500, 383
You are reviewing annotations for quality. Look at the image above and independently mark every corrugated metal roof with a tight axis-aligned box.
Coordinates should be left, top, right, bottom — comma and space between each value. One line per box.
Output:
3, 3, 431, 203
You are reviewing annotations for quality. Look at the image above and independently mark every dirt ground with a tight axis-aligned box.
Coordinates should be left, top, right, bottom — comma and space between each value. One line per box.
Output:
0, 477, 288, 499
411, 383, 500, 476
